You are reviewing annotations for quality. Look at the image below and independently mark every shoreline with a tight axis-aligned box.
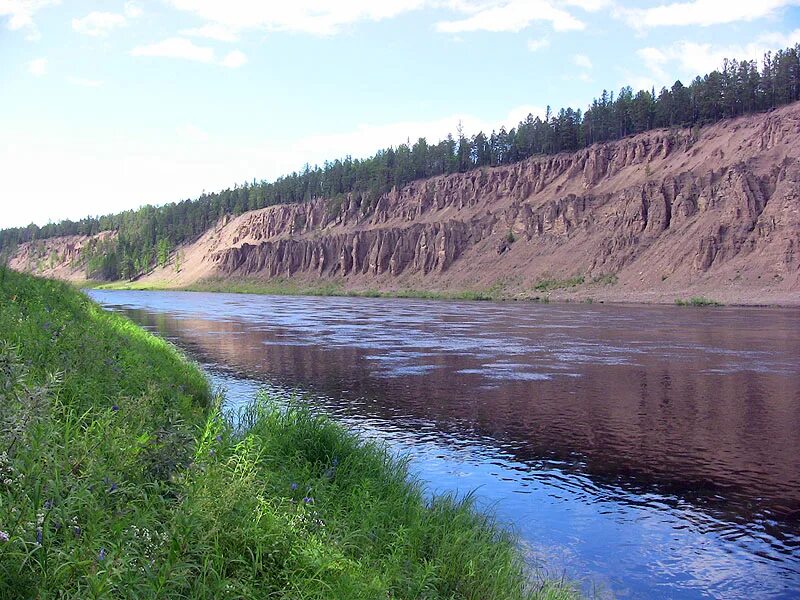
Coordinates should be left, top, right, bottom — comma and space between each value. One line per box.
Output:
0, 268, 577, 599
82, 276, 800, 308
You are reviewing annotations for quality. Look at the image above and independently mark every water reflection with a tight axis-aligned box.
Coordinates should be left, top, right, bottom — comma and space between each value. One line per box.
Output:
88, 290, 800, 599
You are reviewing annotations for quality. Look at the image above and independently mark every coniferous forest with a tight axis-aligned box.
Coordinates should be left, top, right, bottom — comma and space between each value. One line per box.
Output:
2, 45, 799, 281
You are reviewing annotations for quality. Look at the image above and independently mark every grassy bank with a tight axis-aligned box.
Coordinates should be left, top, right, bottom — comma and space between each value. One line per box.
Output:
92, 277, 541, 303
0, 268, 575, 599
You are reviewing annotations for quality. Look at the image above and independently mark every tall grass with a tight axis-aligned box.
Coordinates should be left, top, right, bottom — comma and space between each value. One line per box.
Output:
674, 296, 723, 307
0, 268, 577, 599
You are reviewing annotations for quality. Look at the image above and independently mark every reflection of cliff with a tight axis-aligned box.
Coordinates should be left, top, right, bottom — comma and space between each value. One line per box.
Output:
127, 307, 800, 527
126, 103, 800, 305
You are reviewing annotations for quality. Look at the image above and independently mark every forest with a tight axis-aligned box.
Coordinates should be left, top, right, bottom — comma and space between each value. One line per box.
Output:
2, 45, 799, 281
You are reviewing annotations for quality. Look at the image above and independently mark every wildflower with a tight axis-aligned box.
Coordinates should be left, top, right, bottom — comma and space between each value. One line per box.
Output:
73, 526, 81, 537
43, 499, 54, 510
0, 531, 9, 543
111, 404, 119, 412
36, 528, 42, 545
109, 483, 118, 492
98, 547, 106, 561
303, 497, 314, 504
290, 483, 299, 491
215, 435, 222, 443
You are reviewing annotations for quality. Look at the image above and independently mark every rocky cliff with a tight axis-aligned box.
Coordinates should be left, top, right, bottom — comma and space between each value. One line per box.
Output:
14, 103, 800, 304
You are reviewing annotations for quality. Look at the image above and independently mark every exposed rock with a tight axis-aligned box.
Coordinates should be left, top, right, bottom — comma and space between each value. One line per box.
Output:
8, 231, 116, 280
13, 102, 800, 304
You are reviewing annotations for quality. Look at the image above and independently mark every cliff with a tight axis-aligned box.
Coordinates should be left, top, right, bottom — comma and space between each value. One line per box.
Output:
13, 103, 800, 304
8, 231, 116, 281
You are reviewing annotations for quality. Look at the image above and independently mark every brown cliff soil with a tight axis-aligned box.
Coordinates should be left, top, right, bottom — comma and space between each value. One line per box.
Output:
15, 104, 800, 305
8, 231, 115, 282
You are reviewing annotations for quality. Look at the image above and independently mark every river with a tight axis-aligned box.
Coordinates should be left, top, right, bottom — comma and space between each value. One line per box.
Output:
87, 289, 800, 599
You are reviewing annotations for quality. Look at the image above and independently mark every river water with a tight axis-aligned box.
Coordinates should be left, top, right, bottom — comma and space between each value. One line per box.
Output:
87, 290, 800, 599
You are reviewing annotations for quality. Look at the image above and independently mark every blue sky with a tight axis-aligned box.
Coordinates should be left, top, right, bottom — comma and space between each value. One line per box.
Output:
1, 0, 799, 228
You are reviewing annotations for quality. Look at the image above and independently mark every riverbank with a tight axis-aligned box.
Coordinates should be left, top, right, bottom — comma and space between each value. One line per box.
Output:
0, 268, 576, 599
91, 276, 517, 302
90, 276, 758, 307
91, 273, 800, 306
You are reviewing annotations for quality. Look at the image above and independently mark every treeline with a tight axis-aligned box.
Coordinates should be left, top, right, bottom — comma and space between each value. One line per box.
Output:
2, 45, 799, 280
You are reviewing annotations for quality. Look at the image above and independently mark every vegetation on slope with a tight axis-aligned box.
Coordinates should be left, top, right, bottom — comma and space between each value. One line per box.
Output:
0, 268, 574, 599
3, 46, 798, 282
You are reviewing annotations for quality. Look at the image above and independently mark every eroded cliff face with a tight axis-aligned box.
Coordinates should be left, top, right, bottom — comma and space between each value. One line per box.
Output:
14, 103, 800, 304
8, 231, 116, 281
154, 103, 798, 304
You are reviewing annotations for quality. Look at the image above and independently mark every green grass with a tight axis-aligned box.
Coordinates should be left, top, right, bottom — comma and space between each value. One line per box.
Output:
590, 274, 618, 286
181, 277, 510, 302
533, 275, 585, 293
0, 268, 577, 599
674, 296, 723, 307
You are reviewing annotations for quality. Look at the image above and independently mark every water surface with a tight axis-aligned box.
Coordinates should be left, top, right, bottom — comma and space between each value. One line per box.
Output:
88, 290, 800, 599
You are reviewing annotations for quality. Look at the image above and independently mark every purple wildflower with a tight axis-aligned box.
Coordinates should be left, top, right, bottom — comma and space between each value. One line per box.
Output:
290, 482, 299, 491
303, 497, 314, 504
0, 531, 9, 543
36, 528, 42, 545
215, 435, 222, 443
111, 405, 119, 412
98, 547, 106, 561
73, 526, 81, 537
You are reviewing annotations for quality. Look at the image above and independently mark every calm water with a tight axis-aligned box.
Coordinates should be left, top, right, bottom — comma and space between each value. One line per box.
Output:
88, 290, 800, 599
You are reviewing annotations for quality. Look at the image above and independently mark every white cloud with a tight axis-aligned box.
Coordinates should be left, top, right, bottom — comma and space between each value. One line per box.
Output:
573, 53, 592, 69
220, 49, 247, 68
637, 28, 800, 86
621, 0, 800, 29
0, 0, 59, 40
72, 3, 142, 37
565, 0, 612, 10
124, 1, 142, 18
166, 0, 605, 38
72, 11, 127, 37
28, 57, 46, 76
527, 37, 549, 51
132, 37, 214, 62
166, 0, 426, 36
130, 37, 248, 68
436, 0, 585, 33
66, 76, 103, 87
181, 22, 240, 42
